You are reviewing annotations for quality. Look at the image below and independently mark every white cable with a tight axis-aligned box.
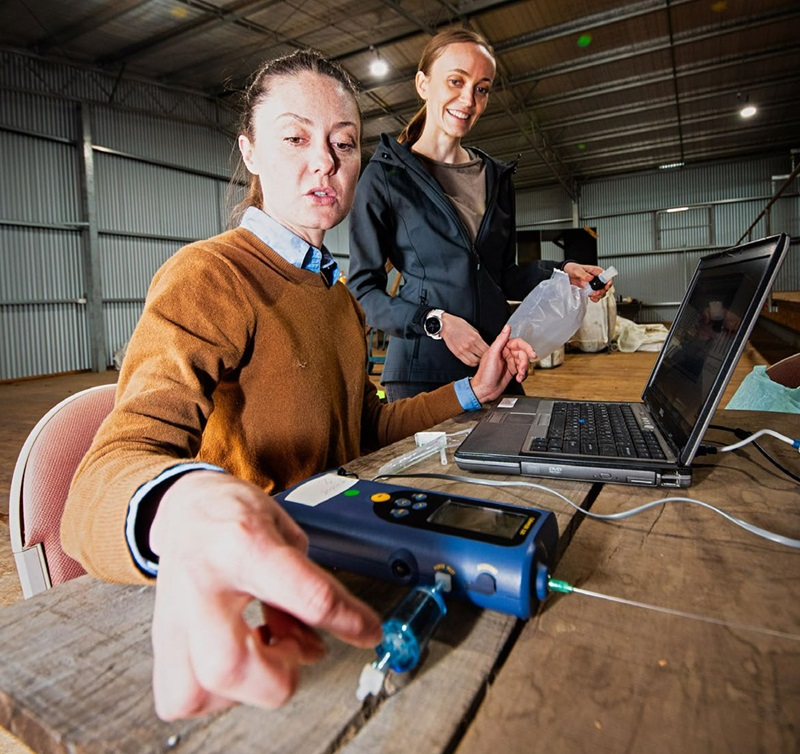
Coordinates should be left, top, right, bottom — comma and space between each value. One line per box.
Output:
566, 584, 800, 642
377, 472, 800, 549
719, 428, 800, 453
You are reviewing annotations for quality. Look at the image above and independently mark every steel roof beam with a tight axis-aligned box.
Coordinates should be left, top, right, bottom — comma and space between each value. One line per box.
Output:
30, 0, 154, 54
96, 0, 291, 67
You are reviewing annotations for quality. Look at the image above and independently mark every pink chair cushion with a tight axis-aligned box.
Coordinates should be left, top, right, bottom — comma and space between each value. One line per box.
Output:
22, 385, 116, 586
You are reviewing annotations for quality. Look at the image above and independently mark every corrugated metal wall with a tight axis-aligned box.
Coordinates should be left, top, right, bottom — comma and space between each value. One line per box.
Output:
516, 185, 574, 227
326, 218, 352, 277
516, 153, 799, 324
93, 108, 236, 177
1, 52, 236, 380
2, 48, 798, 379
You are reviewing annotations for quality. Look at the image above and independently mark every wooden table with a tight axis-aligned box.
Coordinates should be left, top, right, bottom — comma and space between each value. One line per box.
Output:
0, 411, 797, 753
458, 410, 800, 754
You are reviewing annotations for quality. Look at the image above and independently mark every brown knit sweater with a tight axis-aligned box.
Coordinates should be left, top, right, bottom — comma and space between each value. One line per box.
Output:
61, 228, 463, 584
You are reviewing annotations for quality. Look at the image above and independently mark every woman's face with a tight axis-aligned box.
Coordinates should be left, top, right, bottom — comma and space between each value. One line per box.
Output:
415, 42, 496, 140
238, 71, 361, 248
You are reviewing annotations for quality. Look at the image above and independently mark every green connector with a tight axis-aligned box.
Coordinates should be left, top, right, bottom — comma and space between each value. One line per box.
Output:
547, 578, 574, 594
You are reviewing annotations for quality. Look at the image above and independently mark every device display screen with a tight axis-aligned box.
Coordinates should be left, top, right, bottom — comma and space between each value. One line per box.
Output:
427, 501, 528, 540
649, 257, 765, 440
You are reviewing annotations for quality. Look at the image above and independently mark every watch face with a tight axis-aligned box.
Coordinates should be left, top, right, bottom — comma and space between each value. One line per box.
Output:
425, 317, 441, 335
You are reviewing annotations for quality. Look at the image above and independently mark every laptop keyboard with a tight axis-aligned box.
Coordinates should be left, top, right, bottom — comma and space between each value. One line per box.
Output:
528, 402, 667, 459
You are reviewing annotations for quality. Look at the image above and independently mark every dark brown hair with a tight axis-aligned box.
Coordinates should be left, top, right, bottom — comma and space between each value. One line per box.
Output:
229, 49, 360, 224
398, 27, 495, 146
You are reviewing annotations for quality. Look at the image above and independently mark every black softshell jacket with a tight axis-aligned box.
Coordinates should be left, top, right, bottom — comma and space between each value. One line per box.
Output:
347, 134, 559, 385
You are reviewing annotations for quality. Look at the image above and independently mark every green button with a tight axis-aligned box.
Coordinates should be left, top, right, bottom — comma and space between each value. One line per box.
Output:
344, 489, 360, 496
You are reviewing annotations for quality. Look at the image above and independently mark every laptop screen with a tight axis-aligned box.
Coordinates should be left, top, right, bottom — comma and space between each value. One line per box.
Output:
643, 235, 786, 460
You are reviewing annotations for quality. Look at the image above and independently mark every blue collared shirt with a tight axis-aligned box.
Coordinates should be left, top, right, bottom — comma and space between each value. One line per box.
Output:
240, 206, 342, 286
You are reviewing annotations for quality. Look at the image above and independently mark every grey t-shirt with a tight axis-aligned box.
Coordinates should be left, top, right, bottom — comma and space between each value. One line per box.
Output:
416, 151, 487, 242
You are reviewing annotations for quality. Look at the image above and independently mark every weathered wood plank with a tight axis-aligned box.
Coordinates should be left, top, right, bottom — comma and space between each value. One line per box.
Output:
342, 604, 517, 754
328, 429, 594, 754
457, 411, 800, 754
0, 432, 594, 754
0, 578, 177, 754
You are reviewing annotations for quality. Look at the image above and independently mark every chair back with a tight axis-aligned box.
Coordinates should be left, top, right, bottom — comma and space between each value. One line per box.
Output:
9, 383, 116, 598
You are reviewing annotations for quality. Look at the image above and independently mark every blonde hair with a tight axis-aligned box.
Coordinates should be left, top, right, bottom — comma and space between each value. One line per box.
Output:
398, 27, 495, 146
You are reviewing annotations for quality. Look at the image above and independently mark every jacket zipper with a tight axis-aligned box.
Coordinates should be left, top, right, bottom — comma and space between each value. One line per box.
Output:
384, 141, 515, 331
471, 158, 515, 327
403, 157, 480, 324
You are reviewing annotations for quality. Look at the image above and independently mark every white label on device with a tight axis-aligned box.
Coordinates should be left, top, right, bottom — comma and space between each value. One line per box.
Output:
284, 474, 358, 506
498, 397, 518, 408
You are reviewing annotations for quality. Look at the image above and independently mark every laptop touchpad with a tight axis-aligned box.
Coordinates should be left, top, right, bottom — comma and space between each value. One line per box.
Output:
501, 412, 538, 424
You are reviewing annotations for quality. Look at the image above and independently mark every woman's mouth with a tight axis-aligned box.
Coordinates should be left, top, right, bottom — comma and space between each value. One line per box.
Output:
308, 189, 336, 205
447, 109, 470, 121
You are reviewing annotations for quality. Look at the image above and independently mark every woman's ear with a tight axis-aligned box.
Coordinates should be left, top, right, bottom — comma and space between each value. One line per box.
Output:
414, 70, 428, 101
238, 134, 258, 175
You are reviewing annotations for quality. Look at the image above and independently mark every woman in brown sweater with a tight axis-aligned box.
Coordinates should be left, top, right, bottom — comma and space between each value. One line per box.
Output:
61, 49, 534, 721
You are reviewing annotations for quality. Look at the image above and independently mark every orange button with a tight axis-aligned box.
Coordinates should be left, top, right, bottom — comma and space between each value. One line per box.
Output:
371, 492, 391, 502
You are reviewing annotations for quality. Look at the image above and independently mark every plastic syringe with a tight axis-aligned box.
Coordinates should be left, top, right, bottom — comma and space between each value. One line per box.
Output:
374, 434, 447, 479
356, 576, 450, 700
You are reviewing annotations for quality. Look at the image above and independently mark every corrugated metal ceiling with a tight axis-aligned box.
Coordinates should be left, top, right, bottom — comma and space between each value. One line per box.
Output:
2, 0, 798, 194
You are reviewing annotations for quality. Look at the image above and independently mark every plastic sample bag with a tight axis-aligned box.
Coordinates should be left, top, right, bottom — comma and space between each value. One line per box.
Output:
507, 269, 588, 359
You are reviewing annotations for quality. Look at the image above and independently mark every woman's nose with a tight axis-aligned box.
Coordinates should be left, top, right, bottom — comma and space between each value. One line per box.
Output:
458, 87, 475, 107
310, 141, 336, 173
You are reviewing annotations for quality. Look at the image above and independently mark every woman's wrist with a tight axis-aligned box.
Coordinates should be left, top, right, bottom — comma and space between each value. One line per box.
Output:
468, 375, 492, 404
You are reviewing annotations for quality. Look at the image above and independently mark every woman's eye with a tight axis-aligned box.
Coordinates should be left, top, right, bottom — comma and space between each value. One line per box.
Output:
284, 136, 304, 144
448, 78, 463, 87
333, 140, 356, 152
476, 85, 491, 96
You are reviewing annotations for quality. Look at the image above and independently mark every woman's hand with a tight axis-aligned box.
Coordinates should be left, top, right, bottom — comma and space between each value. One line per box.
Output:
469, 325, 536, 403
439, 313, 490, 366
148, 472, 382, 720
562, 262, 611, 303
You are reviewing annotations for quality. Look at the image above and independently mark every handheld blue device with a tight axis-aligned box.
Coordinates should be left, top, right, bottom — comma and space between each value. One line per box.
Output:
274, 472, 559, 619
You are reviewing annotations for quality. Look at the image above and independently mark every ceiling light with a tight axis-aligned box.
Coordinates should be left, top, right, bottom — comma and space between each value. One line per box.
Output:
659, 161, 684, 169
666, 206, 689, 213
737, 92, 756, 119
369, 46, 388, 78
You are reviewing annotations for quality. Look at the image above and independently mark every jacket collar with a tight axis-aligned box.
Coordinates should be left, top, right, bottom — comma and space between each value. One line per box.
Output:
371, 132, 518, 176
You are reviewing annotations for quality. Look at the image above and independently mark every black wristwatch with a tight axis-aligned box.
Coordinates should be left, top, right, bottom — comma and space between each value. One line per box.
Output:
424, 309, 444, 340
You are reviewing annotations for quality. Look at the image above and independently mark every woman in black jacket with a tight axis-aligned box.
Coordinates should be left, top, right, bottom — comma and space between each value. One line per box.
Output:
347, 27, 607, 401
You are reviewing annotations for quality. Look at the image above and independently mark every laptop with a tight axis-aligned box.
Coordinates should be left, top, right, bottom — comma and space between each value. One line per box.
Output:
454, 234, 790, 488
